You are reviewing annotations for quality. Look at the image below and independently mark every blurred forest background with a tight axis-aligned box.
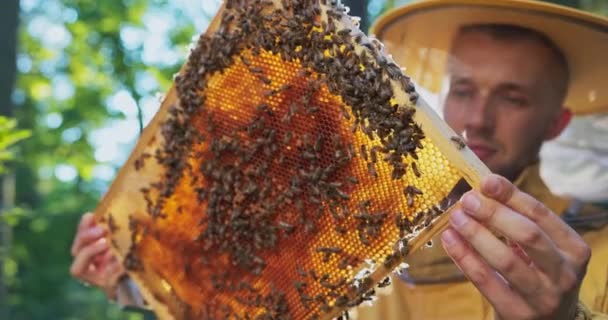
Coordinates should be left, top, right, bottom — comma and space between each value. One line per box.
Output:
0, 0, 606, 319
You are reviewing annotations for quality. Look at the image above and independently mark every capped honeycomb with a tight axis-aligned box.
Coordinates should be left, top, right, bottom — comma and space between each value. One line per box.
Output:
95, 0, 490, 319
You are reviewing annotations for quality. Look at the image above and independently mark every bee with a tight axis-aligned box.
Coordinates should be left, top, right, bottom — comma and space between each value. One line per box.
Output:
293, 281, 308, 292
358, 231, 371, 246
316, 247, 343, 254
450, 135, 467, 150
409, 91, 419, 103
249, 66, 263, 74
406, 193, 415, 208
432, 205, 444, 217
367, 162, 378, 178
300, 294, 313, 309
338, 257, 350, 270
360, 144, 368, 161
133, 152, 151, 171
277, 153, 286, 165
319, 303, 332, 313
296, 69, 312, 78
258, 76, 272, 85
110, 238, 119, 250
278, 221, 294, 234
345, 143, 355, 158
240, 55, 251, 66
107, 213, 119, 233
335, 225, 347, 235
307, 105, 320, 114
278, 83, 293, 92
362, 125, 374, 140
304, 219, 316, 233
410, 185, 423, 195
335, 188, 349, 200
314, 293, 327, 304
337, 28, 351, 37
334, 295, 349, 307
395, 238, 410, 256
370, 146, 382, 163
383, 253, 397, 269
309, 269, 318, 281
378, 276, 391, 288
320, 277, 346, 290
296, 265, 307, 277
351, 121, 359, 133
302, 150, 317, 161
124, 251, 143, 271
411, 161, 421, 178
313, 135, 323, 153
263, 89, 277, 97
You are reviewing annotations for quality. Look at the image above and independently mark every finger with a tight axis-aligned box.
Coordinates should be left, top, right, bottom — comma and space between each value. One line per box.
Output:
86, 246, 111, 278
460, 191, 562, 279
71, 225, 105, 257
93, 246, 113, 267
449, 209, 541, 296
104, 257, 126, 287
508, 241, 532, 265
94, 248, 118, 268
101, 260, 126, 299
441, 227, 532, 319
78, 212, 96, 232
70, 238, 109, 280
481, 175, 590, 267
101, 248, 117, 263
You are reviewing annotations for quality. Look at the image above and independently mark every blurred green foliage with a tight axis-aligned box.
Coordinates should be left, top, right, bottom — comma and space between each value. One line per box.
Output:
0, 117, 30, 174
5, 0, 607, 319
8, 0, 204, 319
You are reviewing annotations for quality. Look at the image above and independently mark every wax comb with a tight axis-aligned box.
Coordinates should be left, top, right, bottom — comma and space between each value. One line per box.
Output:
95, 0, 489, 319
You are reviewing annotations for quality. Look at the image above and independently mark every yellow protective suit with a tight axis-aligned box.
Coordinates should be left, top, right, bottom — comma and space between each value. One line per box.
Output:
354, 164, 608, 319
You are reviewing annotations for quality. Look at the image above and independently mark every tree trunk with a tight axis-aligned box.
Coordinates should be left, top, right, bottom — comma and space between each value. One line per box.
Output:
0, 0, 21, 318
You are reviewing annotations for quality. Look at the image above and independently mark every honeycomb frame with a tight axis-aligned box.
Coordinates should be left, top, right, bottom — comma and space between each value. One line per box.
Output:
95, 0, 491, 319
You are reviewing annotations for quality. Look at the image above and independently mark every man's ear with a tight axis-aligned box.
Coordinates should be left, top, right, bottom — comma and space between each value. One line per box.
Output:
545, 107, 572, 140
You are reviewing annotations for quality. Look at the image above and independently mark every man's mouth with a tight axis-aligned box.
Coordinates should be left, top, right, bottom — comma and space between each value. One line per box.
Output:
468, 143, 496, 161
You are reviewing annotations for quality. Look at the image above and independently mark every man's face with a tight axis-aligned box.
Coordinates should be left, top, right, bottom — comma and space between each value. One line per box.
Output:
443, 31, 567, 180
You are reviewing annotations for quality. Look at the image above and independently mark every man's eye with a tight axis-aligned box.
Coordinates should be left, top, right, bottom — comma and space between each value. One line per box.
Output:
449, 89, 472, 98
501, 95, 527, 107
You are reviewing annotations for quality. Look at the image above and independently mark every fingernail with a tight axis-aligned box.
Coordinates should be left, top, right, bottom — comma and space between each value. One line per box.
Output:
91, 227, 103, 236
450, 209, 468, 227
484, 176, 500, 196
441, 229, 458, 246
97, 238, 108, 246
461, 193, 480, 213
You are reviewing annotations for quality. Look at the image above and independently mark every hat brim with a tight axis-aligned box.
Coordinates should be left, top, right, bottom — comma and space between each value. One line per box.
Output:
370, 0, 608, 115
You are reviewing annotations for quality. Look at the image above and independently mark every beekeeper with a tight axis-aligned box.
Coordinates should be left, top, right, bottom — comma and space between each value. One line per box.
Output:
355, 0, 608, 319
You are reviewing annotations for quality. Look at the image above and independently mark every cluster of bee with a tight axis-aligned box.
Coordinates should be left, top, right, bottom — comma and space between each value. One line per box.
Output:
124, 216, 145, 272
352, 201, 387, 246
293, 261, 382, 320
123, 0, 447, 318
230, 287, 291, 320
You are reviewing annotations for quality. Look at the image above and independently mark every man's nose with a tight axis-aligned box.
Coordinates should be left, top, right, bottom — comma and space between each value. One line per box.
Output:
465, 96, 495, 131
